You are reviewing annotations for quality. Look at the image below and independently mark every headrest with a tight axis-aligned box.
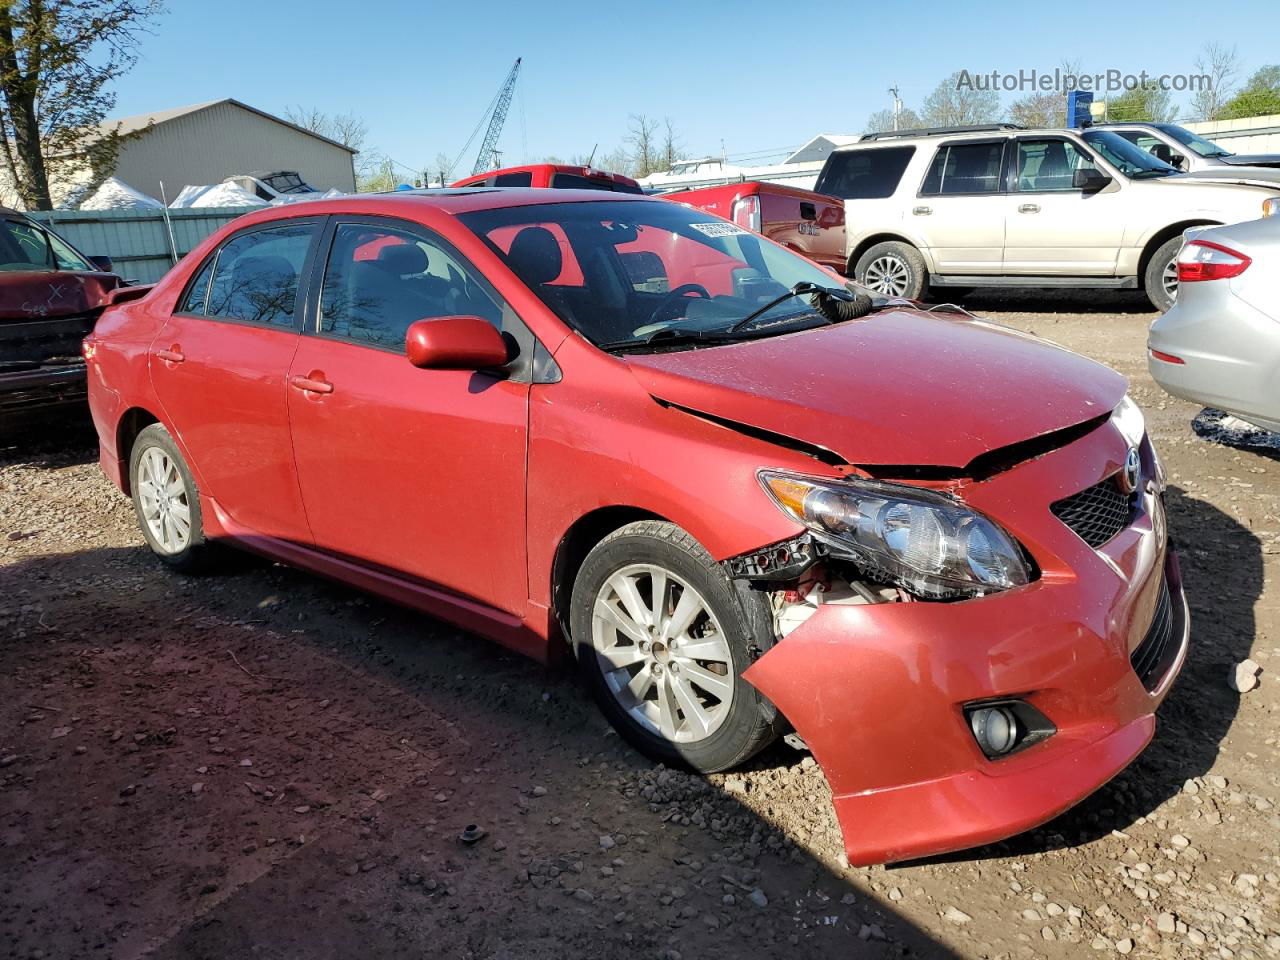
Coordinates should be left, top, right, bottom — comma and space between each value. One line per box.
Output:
506, 226, 563, 286
376, 243, 428, 275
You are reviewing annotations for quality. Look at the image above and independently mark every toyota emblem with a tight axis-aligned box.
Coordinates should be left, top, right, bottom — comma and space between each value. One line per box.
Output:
1118, 447, 1140, 494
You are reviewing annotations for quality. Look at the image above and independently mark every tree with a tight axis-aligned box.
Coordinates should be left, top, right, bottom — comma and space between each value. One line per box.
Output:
625, 113, 659, 178
864, 106, 920, 134
659, 117, 686, 172
597, 145, 632, 176
283, 105, 373, 176
1104, 83, 1175, 122
1190, 42, 1240, 121
920, 72, 1000, 127
1008, 92, 1065, 128
1220, 64, 1280, 119
0, 0, 163, 211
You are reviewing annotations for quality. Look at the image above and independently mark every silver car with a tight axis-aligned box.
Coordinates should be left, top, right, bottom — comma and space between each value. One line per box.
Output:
1148, 208, 1280, 432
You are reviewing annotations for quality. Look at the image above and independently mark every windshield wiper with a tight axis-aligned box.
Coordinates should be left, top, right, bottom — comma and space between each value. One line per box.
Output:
725, 282, 824, 334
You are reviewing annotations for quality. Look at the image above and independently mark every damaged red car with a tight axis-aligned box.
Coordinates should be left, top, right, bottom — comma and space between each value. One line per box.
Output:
84, 189, 1189, 865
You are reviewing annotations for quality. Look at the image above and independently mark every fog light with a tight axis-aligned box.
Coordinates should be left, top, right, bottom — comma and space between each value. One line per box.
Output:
969, 706, 1019, 756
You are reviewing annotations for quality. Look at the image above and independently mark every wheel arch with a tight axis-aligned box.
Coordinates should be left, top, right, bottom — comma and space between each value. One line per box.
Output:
1137, 219, 1220, 278
847, 233, 926, 275
549, 506, 668, 651
115, 406, 162, 495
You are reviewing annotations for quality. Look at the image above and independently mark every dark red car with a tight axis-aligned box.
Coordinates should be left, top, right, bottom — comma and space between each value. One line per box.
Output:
84, 188, 1188, 865
0, 207, 123, 432
452, 163, 644, 193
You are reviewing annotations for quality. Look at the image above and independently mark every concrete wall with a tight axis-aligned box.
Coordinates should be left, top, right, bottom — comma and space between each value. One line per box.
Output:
1184, 113, 1280, 154
112, 101, 357, 200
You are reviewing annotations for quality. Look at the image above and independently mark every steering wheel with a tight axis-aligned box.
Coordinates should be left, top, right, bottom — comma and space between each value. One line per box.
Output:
646, 283, 711, 325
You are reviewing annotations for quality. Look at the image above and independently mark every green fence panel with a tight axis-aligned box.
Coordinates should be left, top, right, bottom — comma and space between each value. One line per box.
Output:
27, 207, 254, 284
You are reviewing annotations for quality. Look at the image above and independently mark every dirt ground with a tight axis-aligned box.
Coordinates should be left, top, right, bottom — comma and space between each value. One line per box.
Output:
2, 292, 1278, 960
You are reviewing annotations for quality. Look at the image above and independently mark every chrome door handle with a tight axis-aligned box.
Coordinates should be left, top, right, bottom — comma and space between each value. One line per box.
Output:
154, 347, 185, 363
290, 375, 333, 395
912, 205, 932, 215
1018, 203, 1040, 213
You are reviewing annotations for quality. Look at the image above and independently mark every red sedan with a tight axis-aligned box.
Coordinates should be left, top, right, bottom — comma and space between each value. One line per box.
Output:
84, 188, 1188, 865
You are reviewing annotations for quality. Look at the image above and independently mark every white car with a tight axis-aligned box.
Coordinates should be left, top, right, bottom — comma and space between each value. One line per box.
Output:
815, 124, 1280, 310
1097, 122, 1280, 183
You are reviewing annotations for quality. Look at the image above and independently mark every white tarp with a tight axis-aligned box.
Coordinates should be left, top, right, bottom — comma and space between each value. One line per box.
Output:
169, 182, 267, 209
269, 188, 345, 205
77, 177, 164, 211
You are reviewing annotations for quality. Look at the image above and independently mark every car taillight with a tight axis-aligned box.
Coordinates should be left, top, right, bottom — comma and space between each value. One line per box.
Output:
730, 195, 761, 232
1177, 240, 1251, 283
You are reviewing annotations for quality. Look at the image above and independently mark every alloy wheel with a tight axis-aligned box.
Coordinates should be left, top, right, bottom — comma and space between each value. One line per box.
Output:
136, 446, 192, 554
862, 254, 911, 297
590, 563, 734, 744
1161, 256, 1179, 304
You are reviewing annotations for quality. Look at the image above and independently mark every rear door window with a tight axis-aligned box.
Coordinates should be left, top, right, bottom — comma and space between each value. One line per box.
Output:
920, 142, 1006, 195
815, 146, 914, 199
205, 223, 314, 327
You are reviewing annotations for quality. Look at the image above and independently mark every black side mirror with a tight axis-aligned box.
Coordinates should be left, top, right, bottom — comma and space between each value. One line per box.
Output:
1170, 154, 1186, 169
1073, 168, 1113, 192
89, 255, 114, 273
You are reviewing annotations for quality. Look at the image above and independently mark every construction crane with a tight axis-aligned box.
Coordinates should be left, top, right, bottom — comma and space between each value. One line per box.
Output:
471, 58, 522, 175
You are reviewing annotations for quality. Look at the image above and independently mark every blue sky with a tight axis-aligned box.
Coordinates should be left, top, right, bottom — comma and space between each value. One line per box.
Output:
112, 0, 1280, 178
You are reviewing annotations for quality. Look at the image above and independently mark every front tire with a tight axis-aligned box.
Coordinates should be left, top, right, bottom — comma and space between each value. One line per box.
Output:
1144, 237, 1182, 313
854, 241, 928, 300
569, 521, 780, 773
129, 423, 214, 573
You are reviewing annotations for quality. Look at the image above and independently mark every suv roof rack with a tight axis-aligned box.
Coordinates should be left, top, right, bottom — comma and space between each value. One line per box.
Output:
859, 123, 1024, 142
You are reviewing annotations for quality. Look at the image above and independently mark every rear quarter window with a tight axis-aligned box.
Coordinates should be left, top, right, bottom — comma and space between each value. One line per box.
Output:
815, 146, 915, 199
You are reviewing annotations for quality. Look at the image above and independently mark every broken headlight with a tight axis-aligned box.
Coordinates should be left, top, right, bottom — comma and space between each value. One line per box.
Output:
758, 471, 1032, 600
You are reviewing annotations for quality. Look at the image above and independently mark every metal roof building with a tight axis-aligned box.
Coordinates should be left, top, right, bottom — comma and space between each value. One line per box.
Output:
102, 98, 358, 200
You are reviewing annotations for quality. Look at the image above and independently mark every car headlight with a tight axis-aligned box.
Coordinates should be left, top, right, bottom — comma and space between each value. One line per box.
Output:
1263, 197, 1279, 218
1112, 393, 1145, 447
758, 471, 1032, 600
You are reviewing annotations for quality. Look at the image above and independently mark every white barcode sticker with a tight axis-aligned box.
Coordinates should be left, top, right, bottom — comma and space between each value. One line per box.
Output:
689, 222, 748, 237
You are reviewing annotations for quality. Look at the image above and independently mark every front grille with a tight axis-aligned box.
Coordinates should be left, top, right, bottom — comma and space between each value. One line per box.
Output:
1050, 476, 1136, 548
1131, 579, 1175, 692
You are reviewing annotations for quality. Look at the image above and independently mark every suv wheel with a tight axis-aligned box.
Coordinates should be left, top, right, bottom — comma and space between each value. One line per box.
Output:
1144, 237, 1182, 313
569, 521, 780, 773
855, 241, 927, 299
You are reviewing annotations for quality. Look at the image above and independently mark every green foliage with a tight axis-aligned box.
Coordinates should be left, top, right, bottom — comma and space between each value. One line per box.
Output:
0, 0, 164, 210
1220, 87, 1280, 120
1104, 84, 1175, 122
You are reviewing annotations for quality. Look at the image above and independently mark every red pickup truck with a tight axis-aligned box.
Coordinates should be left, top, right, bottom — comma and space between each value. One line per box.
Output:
452, 164, 644, 193
659, 181, 846, 274
452, 165, 846, 275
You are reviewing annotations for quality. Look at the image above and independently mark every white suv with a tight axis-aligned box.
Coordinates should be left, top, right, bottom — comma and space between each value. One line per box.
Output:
815, 124, 1280, 310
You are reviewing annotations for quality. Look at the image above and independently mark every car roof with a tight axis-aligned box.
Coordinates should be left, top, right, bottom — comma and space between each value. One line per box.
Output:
216, 187, 654, 227
831, 127, 1093, 152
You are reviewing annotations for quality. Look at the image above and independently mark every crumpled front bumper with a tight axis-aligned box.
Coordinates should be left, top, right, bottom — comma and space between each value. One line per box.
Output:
742, 422, 1188, 865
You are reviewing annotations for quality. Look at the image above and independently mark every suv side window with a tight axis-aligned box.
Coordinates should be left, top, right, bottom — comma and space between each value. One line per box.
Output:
815, 146, 915, 199
205, 223, 314, 327
493, 171, 533, 186
319, 223, 503, 350
920, 142, 1005, 195
1013, 139, 1097, 192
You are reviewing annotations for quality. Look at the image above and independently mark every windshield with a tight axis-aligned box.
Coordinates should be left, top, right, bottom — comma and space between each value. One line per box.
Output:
1158, 123, 1233, 158
459, 200, 849, 350
0, 218, 94, 272
1081, 131, 1179, 179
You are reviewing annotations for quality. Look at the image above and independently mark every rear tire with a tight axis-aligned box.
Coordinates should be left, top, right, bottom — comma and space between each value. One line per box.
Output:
569, 520, 780, 773
129, 423, 215, 574
855, 241, 928, 300
1144, 237, 1182, 313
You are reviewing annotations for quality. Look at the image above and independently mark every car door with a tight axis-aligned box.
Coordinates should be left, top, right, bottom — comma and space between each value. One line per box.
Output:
286, 217, 531, 617
1002, 137, 1125, 275
913, 139, 1007, 274
148, 220, 318, 542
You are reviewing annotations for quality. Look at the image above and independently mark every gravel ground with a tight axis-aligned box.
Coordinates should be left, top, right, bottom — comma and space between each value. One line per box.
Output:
2, 294, 1278, 960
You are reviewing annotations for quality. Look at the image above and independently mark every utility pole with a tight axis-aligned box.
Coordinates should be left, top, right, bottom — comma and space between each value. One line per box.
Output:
889, 86, 903, 131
